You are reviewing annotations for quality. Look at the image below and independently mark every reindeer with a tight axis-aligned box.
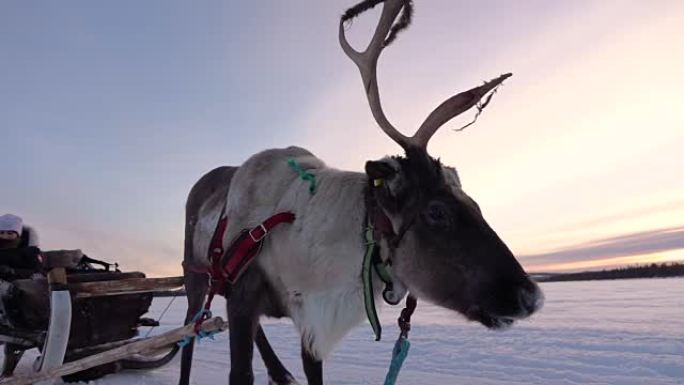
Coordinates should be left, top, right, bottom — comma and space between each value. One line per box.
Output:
179, 1, 543, 384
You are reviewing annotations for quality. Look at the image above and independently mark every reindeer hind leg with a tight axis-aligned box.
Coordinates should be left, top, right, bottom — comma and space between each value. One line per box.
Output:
301, 345, 323, 385
255, 325, 299, 385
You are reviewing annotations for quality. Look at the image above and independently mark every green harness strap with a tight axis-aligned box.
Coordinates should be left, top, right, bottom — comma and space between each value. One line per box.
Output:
363, 225, 413, 385
363, 223, 395, 341
363, 225, 382, 341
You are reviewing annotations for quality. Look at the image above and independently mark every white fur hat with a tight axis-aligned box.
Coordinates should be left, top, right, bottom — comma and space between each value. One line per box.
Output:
0, 214, 23, 234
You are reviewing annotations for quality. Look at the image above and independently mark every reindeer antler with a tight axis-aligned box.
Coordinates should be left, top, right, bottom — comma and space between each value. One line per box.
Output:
340, 0, 511, 150
339, 0, 413, 149
413, 73, 511, 148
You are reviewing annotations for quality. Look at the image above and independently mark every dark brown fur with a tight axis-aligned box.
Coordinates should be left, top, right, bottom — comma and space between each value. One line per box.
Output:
367, 147, 541, 329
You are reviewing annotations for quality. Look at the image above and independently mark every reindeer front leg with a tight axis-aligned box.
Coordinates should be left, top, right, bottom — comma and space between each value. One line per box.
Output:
228, 307, 258, 385
301, 346, 323, 385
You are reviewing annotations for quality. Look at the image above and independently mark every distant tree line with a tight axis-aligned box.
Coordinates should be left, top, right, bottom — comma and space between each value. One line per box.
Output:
534, 262, 684, 282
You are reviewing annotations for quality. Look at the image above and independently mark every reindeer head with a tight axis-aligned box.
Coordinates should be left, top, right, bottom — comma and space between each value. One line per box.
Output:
341, 0, 543, 328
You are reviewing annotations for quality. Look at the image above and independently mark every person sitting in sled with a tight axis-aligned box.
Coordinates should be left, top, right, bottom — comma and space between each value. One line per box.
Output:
0, 214, 44, 377
0, 214, 42, 280
0, 214, 40, 249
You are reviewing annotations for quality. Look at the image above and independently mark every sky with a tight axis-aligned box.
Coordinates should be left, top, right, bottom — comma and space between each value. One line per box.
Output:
1, 0, 682, 276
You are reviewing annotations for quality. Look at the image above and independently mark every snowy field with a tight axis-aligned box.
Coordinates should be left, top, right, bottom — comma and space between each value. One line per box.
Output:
3, 277, 683, 384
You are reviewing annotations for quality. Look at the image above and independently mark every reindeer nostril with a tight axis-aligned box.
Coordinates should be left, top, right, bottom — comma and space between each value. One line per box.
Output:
518, 284, 544, 315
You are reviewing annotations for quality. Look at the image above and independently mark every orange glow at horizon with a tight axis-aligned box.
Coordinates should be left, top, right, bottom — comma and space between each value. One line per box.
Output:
526, 249, 684, 273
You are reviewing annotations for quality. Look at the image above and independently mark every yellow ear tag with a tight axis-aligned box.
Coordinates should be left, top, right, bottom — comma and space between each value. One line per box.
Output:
373, 178, 384, 187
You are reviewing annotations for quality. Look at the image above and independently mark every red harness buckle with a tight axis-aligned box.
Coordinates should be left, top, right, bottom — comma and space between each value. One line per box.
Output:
224, 212, 295, 282
248, 223, 268, 242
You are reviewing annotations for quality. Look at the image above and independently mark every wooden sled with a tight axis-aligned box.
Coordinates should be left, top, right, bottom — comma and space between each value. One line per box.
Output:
0, 250, 222, 384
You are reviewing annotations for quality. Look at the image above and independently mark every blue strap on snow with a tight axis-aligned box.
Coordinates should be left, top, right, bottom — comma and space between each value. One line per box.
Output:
191, 308, 212, 324
177, 336, 191, 347
177, 336, 192, 348
383, 336, 411, 385
177, 308, 214, 347
197, 329, 221, 342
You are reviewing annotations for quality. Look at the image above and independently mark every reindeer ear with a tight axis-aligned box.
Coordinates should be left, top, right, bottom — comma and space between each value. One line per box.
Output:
366, 158, 404, 212
366, 159, 405, 205
365, 160, 397, 181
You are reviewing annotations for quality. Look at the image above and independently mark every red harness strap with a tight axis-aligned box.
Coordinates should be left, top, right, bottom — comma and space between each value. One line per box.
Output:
223, 212, 295, 281
187, 211, 296, 332
208, 215, 229, 277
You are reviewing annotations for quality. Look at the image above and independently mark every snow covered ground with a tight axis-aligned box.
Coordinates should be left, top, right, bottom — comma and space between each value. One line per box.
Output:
4, 277, 683, 384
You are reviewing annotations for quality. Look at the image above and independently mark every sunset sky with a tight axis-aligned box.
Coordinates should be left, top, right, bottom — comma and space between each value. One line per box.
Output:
2, 0, 682, 276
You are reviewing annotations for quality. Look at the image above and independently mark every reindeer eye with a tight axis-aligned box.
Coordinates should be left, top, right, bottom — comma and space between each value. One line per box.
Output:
425, 201, 451, 228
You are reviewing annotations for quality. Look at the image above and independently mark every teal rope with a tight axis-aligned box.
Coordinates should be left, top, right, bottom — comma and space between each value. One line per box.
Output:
177, 308, 214, 348
287, 158, 317, 194
196, 329, 220, 342
383, 336, 411, 385
177, 336, 192, 348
